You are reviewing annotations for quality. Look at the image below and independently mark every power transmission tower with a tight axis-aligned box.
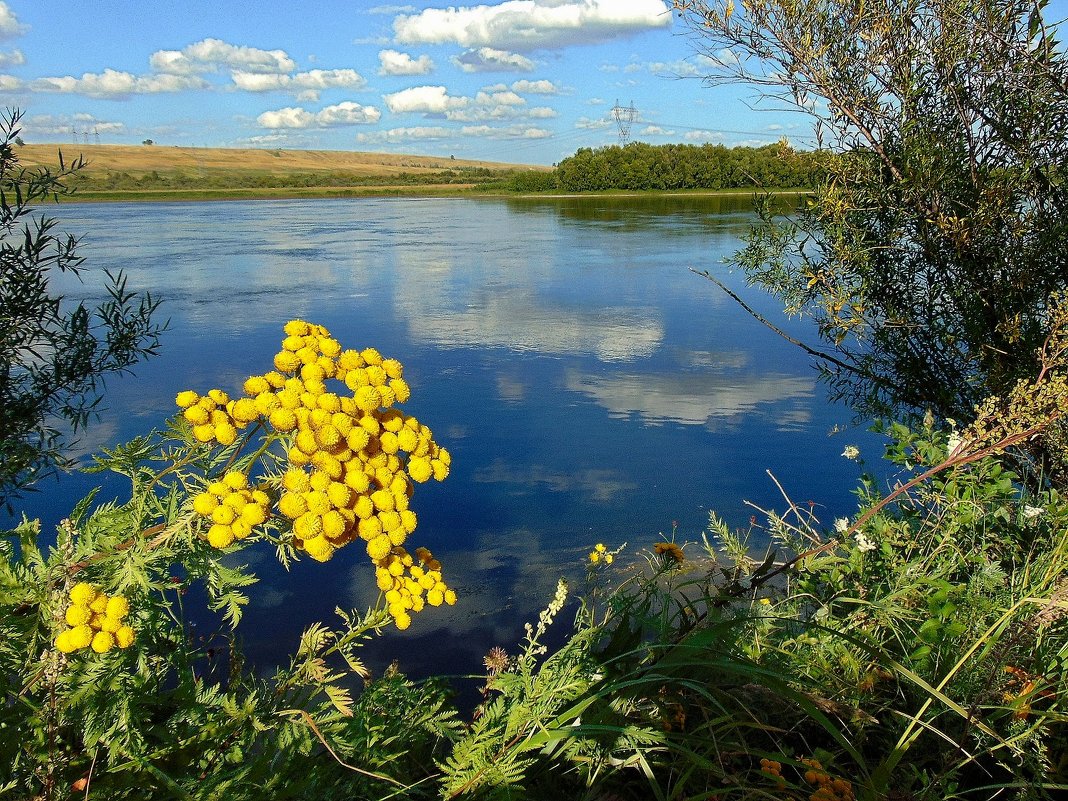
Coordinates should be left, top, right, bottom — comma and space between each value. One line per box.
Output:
612, 99, 636, 145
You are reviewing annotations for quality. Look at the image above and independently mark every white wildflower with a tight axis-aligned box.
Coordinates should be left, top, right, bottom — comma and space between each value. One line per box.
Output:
833, 517, 850, 534
855, 532, 877, 553
842, 445, 860, 460
1023, 505, 1044, 520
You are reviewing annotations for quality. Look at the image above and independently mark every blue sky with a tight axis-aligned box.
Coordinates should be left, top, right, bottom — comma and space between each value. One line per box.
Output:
0, 0, 1064, 166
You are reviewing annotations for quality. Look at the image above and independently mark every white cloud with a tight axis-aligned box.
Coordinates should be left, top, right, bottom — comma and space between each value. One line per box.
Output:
24, 113, 125, 137
356, 126, 451, 143
511, 79, 559, 94
257, 101, 381, 129
368, 4, 416, 13
587, 97, 605, 105
151, 38, 295, 75
575, 116, 611, 130
474, 89, 524, 106
378, 49, 434, 76
461, 124, 551, 139
452, 47, 534, 73
647, 58, 701, 77
0, 48, 22, 68
526, 106, 557, 118
231, 68, 366, 99
0, 2, 26, 40
683, 129, 726, 142
257, 107, 315, 129
383, 85, 468, 114
394, 0, 671, 51
639, 124, 673, 135
0, 73, 21, 91
316, 100, 382, 125
29, 70, 207, 98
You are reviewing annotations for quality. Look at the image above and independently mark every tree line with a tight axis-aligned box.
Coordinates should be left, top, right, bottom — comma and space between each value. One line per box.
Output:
538, 140, 827, 192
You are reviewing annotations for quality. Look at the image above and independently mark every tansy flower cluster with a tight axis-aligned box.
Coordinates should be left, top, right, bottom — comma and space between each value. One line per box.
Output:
55, 582, 135, 655
176, 320, 456, 630
191, 470, 271, 548
758, 758, 785, 789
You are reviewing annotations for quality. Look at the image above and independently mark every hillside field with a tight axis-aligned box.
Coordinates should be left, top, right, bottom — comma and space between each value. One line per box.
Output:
15, 143, 543, 177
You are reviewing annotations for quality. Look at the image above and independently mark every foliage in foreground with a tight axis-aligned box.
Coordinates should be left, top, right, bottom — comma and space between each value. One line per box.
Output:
676, 0, 1068, 478
2, 303, 1066, 801
0, 108, 164, 503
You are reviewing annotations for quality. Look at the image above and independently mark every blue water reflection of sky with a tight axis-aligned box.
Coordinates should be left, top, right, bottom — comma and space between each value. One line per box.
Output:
14, 195, 889, 678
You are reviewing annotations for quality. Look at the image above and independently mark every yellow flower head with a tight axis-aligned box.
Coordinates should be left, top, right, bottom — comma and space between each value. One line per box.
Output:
69, 582, 98, 606
175, 390, 200, 408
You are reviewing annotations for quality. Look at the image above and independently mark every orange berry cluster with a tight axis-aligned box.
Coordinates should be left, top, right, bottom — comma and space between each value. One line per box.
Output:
191, 470, 271, 548
55, 582, 135, 654
175, 320, 456, 629
802, 758, 854, 801
758, 758, 785, 788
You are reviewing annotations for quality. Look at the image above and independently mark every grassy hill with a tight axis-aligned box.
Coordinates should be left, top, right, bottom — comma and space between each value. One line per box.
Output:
13, 143, 548, 201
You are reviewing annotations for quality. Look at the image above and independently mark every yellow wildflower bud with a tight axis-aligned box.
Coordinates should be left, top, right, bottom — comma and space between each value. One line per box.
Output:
278, 492, 307, 519
99, 615, 122, 634
408, 457, 433, 483
303, 536, 334, 562
315, 424, 342, 449
215, 422, 238, 446
444, 589, 457, 605
393, 611, 412, 631
358, 516, 382, 541
360, 347, 383, 366
390, 378, 411, 403
207, 524, 235, 548
354, 385, 381, 413
175, 389, 200, 408
263, 370, 286, 388
192, 492, 219, 516
115, 626, 135, 649
65, 604, 92, 626
295, 429, 318, 455
274, 350, 300, 373
283, 319, 310, 337
241, 503, 268, 526
322, 510, 346, 539
367, 535, 392, 561
432, 460, 449, 481
223, 471, 248, 490
91, 631, 115, 654
282, 467, 311, 493
211, 504, 236, 525
244, 375, 270, 396
55, 629, 76, 653
400, 509, 418, 534
370, 489, 394, 512
254, 391, 280, 414
105, 595, 130, 620
231, 519, 252, 539
426, 589, 444, 607
183, 405, 210, 425
300, 362, 326, 383
326, 482, 352, 508
382, 358, 403, 380
69, 625, 93, 649
90, 595, 108, 614
294, 512, 323, 539
69, 582, 98, 606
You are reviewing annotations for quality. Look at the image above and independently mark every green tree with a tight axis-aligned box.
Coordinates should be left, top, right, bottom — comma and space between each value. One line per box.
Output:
0, 109, 165, 502
677, 0, 1068, 466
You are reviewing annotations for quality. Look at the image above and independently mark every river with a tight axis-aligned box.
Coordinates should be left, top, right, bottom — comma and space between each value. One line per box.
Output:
15, 194, 885, 677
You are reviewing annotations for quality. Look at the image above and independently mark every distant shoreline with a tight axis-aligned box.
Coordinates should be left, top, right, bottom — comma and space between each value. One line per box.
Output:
55, 186, 804, 204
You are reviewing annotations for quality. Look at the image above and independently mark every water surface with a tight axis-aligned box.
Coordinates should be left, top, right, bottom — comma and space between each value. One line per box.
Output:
17, 195, 884, 677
